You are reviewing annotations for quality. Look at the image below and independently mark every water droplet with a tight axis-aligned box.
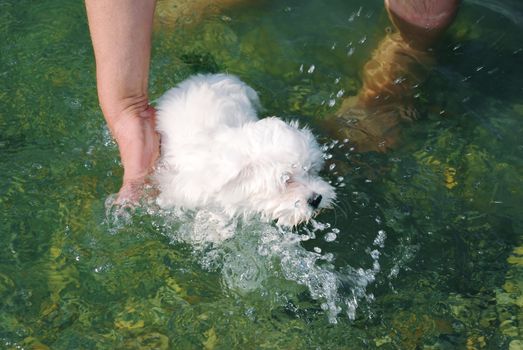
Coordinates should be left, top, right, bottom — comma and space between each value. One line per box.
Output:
323, 253, 334, 262
324, 232, 337, 242
393, 76, 406, 85
68, 98, 81, 109
329, 163, 336, 171
307, 65, 315, 74
373, 230, 386, 247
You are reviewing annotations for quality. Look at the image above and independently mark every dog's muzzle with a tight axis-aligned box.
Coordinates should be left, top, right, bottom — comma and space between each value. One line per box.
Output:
307, 193, 323, 209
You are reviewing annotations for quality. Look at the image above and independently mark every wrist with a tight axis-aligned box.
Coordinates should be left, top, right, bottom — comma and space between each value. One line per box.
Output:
98, 93, 151, 134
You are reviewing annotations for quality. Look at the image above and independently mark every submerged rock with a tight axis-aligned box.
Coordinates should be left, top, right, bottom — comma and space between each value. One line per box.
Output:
496, 244, 523, 342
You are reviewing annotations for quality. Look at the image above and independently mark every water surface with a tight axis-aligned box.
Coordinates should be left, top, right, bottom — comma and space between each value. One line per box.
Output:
1, 0, 523, 348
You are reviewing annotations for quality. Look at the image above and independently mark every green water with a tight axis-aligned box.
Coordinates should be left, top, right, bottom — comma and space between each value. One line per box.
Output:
1, 0, 523, 348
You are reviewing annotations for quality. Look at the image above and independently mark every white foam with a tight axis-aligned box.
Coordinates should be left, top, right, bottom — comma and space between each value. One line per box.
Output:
156, 208, 385, 323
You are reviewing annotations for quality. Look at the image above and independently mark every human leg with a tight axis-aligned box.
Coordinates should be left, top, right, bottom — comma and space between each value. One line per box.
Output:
329, 0, 460, 152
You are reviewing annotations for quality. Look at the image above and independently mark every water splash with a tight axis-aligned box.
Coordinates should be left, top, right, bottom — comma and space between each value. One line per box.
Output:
103, 188, 160, 234
104, 194, 135, 234
158, 207, 385, 323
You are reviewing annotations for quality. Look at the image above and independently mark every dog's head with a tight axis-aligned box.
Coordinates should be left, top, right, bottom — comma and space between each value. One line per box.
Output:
221, 118, 336, 227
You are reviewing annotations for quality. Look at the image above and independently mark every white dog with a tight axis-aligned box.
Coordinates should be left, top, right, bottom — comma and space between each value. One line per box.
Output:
154, 74, 335, 227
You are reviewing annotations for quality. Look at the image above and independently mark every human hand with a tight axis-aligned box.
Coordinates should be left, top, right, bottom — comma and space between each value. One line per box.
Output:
110, 104, 160, 204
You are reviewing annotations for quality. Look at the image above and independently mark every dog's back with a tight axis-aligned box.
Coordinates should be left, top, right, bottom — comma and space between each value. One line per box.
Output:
156, 74, 260, 150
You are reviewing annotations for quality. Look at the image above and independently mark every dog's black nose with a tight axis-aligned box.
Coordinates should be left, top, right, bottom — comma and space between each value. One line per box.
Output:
307, 194, 322, 209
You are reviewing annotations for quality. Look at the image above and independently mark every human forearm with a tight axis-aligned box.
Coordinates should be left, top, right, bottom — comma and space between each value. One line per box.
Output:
85, 0, 156, 130
85, 0, 159, 201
